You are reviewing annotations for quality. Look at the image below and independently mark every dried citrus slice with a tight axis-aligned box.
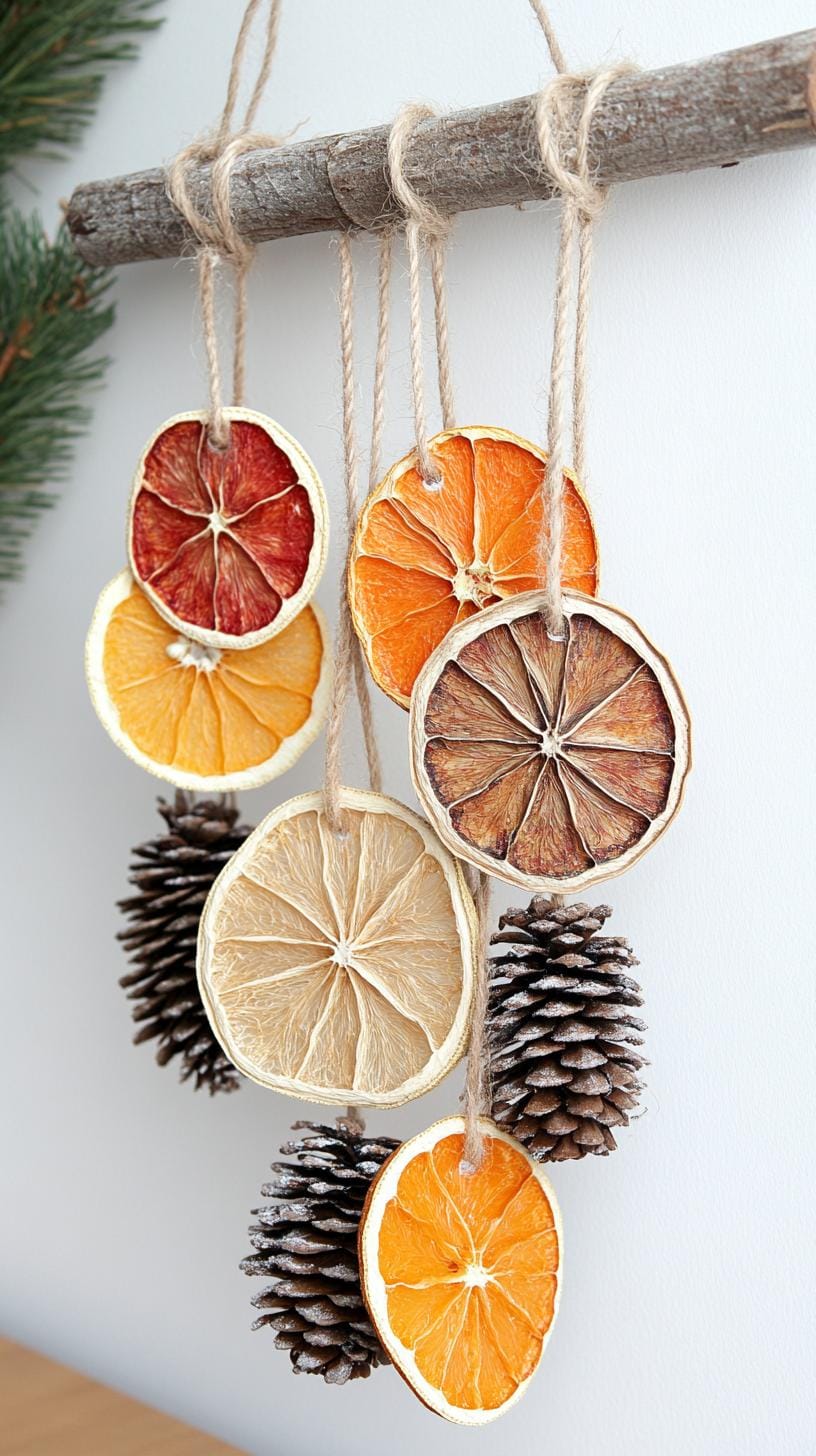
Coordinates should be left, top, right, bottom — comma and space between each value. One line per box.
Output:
85, 571, 329, 791
359, 1115, 562, 1424
349, 425, 597, 706
410, 590, 690, 892
197, 789, 476, 1107
128, 408, 328, 649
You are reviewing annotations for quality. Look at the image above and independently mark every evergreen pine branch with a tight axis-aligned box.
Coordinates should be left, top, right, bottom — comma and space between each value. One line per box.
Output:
0, 1, 162, 175
0, 208, 114, 582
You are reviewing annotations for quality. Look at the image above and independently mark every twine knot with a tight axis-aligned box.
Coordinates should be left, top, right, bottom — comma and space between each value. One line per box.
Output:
535, 65, 635, 223
387, 102, 452, 242
163, 0, 285, 447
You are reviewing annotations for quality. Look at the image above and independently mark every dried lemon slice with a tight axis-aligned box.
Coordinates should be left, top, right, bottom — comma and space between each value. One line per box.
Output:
85, 571, 329, 791
410, 590, 690, 892
359, 1115, 562, 1424
348, 426, 597, 707
197, 789, 476, 1107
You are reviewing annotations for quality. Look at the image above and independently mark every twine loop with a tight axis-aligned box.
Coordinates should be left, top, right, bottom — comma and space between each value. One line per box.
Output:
386, 103, 455, 488
535, 70, 616, 223
165, 0, 284, 446
387, 103, 453, 245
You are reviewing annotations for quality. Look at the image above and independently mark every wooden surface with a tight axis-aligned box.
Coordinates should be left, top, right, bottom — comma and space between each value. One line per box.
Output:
0, 1338, 245, 1456
66, 28, 816, 266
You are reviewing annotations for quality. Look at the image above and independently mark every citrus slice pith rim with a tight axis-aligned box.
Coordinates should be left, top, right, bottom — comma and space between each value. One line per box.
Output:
197, 788, 477, 1108
128, 407, 329, 650
359, 1115, 562, 1425
349, 425, 598, 707
85, 570, 330, 792
410, 589, 691, 893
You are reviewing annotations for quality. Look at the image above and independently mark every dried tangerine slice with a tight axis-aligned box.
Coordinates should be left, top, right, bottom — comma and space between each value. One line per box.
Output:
348, 426, 597, 707
359, 1116, 562, 1424
85, 571, 329, 791
128, 408, 328, 649
410, 591, 690, 892
197, 789, 476, 1107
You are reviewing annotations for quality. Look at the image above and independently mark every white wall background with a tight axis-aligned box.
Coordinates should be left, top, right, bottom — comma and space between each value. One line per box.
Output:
2, 2, 815, 1452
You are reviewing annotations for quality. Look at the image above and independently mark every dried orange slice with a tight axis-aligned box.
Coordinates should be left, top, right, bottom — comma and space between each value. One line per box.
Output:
197, 789, 476, 1107
128, 408, 328, 649
86, 571, 329, 791
359, 1115, 562, 1424
348, 425, 597, 706
410, 590, 690, 892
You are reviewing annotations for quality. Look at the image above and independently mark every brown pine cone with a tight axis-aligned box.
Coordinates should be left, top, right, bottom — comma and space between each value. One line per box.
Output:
241, 1121, 400, 1384
117, 792, 251, 1094
488, 897, 646, 1161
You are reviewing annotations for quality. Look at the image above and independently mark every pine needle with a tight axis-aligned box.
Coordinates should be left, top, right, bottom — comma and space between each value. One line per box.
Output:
0, 209, 114, 582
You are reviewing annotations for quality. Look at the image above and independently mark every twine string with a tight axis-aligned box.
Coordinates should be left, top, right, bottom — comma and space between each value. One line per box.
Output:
387, 103, 455, 485
323, 232, 386, 835
326, 230, 398, 1139
165, 0, 285, 446
530, 2, 635, 634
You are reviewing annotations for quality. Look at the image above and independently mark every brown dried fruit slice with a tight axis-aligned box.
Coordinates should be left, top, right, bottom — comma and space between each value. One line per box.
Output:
358, 1116, 562, 1424
410, 591, 690, 892
128, 408, 328, 650
348, 426, 598, 707
197, 789, 476, 1107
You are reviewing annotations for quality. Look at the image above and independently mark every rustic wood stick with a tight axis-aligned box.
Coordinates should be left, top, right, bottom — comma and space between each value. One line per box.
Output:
67, 28, 816, 267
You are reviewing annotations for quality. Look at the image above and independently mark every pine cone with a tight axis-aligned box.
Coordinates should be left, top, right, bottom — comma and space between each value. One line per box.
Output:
242, 1120, 401, 1384
488, 898, 646, 1162
117, 792, 251, 1094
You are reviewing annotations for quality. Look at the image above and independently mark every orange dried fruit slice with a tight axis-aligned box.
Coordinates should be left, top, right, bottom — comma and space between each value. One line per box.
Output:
410, 590, 690, 892
197, 789, 476, 1107
85, 571, 329, 791
128, 408, 328, 649
348, 425, 597, 706
359, 1115, 562, 1424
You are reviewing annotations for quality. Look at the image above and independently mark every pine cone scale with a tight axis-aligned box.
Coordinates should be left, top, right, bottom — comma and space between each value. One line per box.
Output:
117, 792, 250, 1094
244, 1121, 400, 1383
488, 898, 646, 1163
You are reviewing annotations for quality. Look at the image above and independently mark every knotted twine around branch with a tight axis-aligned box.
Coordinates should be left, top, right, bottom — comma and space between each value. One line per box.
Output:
528, 3, 636, 636
165, 0, 285, 446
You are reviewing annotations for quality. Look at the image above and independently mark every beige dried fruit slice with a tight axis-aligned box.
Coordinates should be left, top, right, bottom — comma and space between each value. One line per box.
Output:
410, 591, 690, 893
358, 1116, 562, 1425
197, 789, 476, 1106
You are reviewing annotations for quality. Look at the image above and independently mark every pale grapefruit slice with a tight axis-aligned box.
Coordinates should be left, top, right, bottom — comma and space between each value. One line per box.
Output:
359, 1116, 562, 1424
128, 408, 328, 649
197, 789, 476, 1107
86, 571, 329, 791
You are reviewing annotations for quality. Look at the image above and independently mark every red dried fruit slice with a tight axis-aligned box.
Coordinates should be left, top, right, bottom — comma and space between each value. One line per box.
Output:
128, 408, 328, 650
410, 591, 691, 893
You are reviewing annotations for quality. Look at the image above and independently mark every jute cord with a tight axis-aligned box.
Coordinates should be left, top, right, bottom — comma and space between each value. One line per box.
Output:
387, 103, 456, 483
165, 0, 286, 446
529, 1, 636, 634
324, 232, 389, 840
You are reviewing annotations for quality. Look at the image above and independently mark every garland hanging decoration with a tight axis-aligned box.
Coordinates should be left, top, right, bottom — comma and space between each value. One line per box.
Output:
85, 0, 330, 791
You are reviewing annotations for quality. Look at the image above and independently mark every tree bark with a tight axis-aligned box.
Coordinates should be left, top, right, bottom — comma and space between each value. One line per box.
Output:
66, 28, 816, 267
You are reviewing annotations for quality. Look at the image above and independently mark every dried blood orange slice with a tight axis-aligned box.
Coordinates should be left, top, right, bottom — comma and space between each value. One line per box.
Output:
128, 408, 328, 649
85, 571, 329, 791
348, 425, 597, 707
410, 591, 690, 892
197, 789, 476, 1107
359, 1116, 562, 1424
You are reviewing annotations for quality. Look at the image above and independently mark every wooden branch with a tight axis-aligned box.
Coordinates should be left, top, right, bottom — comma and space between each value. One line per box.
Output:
67, 29, 816, 267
